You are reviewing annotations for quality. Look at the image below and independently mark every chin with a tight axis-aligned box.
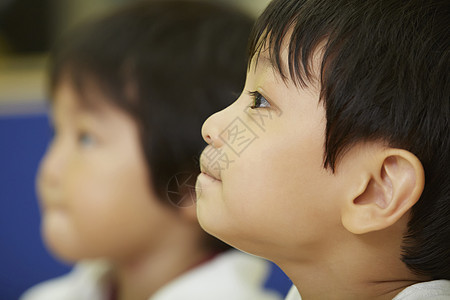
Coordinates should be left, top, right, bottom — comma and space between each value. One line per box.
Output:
41, 216, 86, 263
196, 207, 241, 250
196, 199, 217, 233
198, 215, 273, 259
43, 236, 82, 264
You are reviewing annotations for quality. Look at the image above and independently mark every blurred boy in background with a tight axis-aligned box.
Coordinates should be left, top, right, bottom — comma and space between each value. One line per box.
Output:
21, 1, 284, 299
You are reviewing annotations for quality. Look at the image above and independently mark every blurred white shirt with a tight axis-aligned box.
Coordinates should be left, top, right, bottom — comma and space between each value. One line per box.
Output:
21, 250, 283, 300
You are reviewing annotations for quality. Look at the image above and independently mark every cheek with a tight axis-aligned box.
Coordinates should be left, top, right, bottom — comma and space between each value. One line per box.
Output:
221, 158, 306, 243
42, 160, 159, 261
205, 129, 341, 252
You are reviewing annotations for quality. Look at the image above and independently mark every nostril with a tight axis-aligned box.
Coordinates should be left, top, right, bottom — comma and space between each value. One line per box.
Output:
204, 134, 219, 148
204, 133, 214, 145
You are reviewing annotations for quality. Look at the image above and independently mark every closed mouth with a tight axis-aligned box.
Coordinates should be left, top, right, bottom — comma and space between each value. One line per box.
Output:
199, 147, 222, 182
200, 170, 221, 182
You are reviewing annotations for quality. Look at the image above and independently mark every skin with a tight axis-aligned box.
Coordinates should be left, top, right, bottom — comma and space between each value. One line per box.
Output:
37, 78, 211, 300
196, 40, 427, 299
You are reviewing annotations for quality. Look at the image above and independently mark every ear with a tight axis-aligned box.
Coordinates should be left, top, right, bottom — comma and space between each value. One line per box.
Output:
341, 149, 425, 234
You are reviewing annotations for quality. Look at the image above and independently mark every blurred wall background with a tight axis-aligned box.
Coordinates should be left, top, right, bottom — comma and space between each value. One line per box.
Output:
0, 1, 292, 300
0, 0, 271, 106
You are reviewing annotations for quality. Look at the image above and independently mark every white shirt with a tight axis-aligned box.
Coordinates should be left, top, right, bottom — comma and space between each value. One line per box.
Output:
392, 280, 450, 300
284, 280, 450, 300
284, 285, 301, 300
21, 250, 283, 300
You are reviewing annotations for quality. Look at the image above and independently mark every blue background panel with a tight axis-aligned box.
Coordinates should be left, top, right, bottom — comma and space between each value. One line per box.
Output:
0, 113, 72, 300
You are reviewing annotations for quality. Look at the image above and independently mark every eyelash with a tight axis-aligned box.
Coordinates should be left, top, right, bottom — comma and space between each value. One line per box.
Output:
248, 91, 271, 109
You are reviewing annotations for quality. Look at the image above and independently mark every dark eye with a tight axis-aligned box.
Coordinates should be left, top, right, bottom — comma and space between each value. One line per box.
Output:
78, 132, 96, 148
248, 91, 271, 109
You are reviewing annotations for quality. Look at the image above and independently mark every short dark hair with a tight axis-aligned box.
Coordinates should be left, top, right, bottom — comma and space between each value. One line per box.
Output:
249, 0, 449, 279
49, 0, 254, 251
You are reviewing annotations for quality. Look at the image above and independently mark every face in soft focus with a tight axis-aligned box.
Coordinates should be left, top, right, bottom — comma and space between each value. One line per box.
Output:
37, 79, 177, 262
196, 47, 351, 259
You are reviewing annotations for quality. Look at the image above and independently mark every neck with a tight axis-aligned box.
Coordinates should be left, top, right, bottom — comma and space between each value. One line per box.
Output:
111, 225, 213, 300
274, 226, 427, 300
278, 259, 420, 300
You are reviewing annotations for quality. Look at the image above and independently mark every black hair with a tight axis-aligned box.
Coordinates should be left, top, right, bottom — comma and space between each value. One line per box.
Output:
249, 0, 449, 279
49, 0, 254, 251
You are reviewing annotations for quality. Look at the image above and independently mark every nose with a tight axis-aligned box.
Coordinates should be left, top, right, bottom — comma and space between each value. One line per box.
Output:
201, 107, 230, 149
37, 137, 67, 189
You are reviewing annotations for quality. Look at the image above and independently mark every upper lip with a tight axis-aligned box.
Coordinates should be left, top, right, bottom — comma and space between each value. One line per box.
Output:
199, 146, 222, 181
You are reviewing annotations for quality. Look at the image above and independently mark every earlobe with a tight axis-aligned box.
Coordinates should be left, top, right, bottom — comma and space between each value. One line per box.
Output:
342, 149, 425, 234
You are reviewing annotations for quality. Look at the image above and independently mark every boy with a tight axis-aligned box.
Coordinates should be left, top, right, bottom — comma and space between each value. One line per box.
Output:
197, 0, 450, 299
21, 1, 284, 299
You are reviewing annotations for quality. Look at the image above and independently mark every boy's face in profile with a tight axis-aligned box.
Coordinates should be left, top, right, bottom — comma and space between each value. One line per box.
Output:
196, 44, 366, 257
37, 78, 178, 262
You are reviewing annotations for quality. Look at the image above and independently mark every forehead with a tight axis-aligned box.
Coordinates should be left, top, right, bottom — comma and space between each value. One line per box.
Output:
250, 35, 288, 72
249, 33, 324, 89
54, 66, 127, 108
51, 78, 118, 121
